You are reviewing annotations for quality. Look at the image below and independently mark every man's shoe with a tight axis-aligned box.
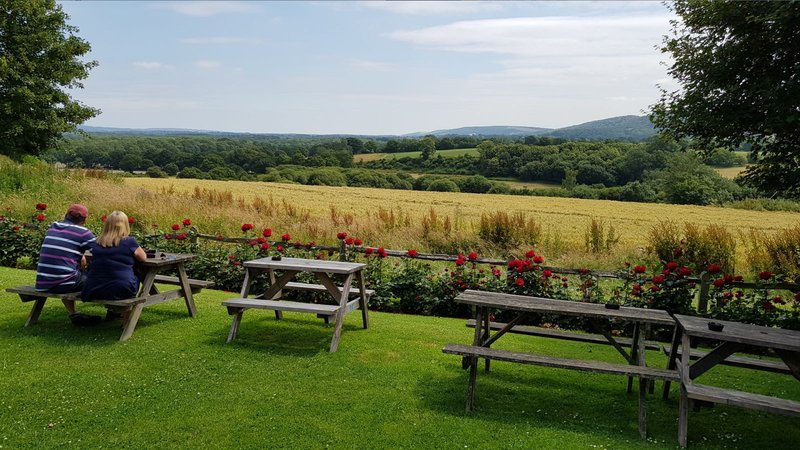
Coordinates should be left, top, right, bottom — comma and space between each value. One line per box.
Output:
69, 312, 102, 326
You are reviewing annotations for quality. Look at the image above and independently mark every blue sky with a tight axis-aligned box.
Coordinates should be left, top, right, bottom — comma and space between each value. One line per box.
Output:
60, 1, 676, 135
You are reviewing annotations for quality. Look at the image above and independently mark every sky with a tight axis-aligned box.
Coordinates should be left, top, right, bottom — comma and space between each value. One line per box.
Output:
59, 1, 677, 135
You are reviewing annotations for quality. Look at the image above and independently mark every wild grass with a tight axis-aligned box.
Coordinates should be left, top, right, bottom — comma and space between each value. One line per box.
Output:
354, 148, 479, 162
1, 266, 799, 449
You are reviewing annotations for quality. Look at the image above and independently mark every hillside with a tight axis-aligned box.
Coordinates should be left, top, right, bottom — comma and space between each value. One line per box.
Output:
405, 125, 552, 137
544, 115, 656, 141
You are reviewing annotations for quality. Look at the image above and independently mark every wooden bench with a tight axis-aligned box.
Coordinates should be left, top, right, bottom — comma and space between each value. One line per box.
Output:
443, 343, 678, 438
153, 275, 215, 289
663, 345, 790, 375
467, 319, 661, 351
223, 296, 365, 343
282, 281, 374, 323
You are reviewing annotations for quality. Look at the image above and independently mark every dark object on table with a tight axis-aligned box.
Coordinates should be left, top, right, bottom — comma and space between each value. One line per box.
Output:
145, 250, 156, 258
707, 321, 725, 332
604, 303, 621, 310
271, 255, 282, 261
69, 312, 102, 327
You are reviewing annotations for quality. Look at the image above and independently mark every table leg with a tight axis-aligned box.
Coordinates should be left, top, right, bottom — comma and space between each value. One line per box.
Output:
628, 323, 640, 393
239, 269, 253, 298
268, 269, 283, 320
775, 350, 800, 382
358, 270, 369, 329
466, 306, 484, 411
637, 323, 649, 439
226, 306, 244, 343
139, 270, 157, 297
678, 331, 692, 448
25, 298, 47, 327
663, 325, 682, 399
119, 303, 144, 342
329, 273, 354, 353
176, 263, 197, 318
483, 308, 491, 372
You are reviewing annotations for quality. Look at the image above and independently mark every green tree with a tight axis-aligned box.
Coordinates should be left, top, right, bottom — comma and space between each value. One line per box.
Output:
0, 0, 99, 158
650, 1, 800, 197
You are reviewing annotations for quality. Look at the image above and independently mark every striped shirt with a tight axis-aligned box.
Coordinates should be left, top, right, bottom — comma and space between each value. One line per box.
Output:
35, 220, 96, 292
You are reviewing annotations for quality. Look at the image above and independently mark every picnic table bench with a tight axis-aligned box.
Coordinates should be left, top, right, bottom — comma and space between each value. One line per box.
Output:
6, 253, 212, 341
446, 290, 677, 439
665, 314, 800, 447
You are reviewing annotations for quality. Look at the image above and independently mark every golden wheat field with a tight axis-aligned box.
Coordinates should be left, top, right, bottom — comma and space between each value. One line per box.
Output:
107, 177, 800, 269
715, 166, 747, 179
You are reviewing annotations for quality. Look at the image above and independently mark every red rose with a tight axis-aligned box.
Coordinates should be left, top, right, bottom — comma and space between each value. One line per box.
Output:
35, 213, 45, 221
306, 241, 315, 249
492, 268, 501, 277
281, 233, 291, 241
171, 223, 180, 230
723, 291, 733, 299
227, 254, 235, 260
562, 282, 569, 288
666, 262, 679, 271
216, 234, 223, 241
293, 241, 302, 249
758, 271, 772, 280
12, 225, 20, 232
652, 275, 665, 285
455, 257, 465, 266
723, 274, 734, 285
365, 247, 374, 255
542, 270, 553, 278
579, 267, 590, 275
735, 290, 744, 298
713, 278, 725, 288
101, 214, 107, 222
337, 231, 347, 240
35, 203, 47, 211
262, 228, 272, 237
762, 301, 774, 311
261, 243, 270, 251
662, 269, 671, 276
345, 237, 354, 245
468, 252, 478, 261
673, 248, 683, 258
525, 250, 536, 258
734, 275, 743, 282
182, 218, 191, 227
707, 264, 722, 274
164, 233, 172, 240
650, 285, 661, 293
354, 238, 363, 246
633, 265, 646, 274
407, 249, 418, 257
377, 247, 387, 258
256, 237, 265, 244
679, 267, 692, 277
177, 233, 187, 241
773, 296, 785, 305
233, 261, 241, 266
533, 255, 544, 264
241, 223, 253, 232
515, 278, 525, 287
276, 245, 284, 252
249, 240, 257, 246
128, 216, 135, 224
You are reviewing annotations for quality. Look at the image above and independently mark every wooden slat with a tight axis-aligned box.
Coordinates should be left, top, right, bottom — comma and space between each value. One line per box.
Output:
442, 344, 679, 380
674, 314, 800, 352
283, 281, 375, 296
6, 285, 81, 301
153, 275, 214, 288
662, 345, 790, 374
222, 298, 340, 314
243, 257, 365, 275
684, 383, 800, 417
466, 320, 660, 350
456, 290, 675, 325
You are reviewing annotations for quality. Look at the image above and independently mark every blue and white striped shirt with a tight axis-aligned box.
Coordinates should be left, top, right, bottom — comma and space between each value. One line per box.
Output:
35, 220, 96, 291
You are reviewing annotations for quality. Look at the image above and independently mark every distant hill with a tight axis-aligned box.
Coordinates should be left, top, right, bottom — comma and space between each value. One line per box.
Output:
405, 125, 552, 138
77, 115, 657, 141
543, 115, 656, 141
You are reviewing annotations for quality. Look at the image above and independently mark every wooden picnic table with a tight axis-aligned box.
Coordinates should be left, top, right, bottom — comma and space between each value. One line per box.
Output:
664, 314, 800, 447
444, 290, 677, 439
6, 252, 209, 341
223, 257, 370, 352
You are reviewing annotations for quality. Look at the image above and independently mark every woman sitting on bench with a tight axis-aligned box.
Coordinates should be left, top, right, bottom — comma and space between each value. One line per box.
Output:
82, 211, 147, 303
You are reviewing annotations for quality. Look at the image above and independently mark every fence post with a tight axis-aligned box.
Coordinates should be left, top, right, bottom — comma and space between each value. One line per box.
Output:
697, 272, 710, 313
339, 239, 347, 261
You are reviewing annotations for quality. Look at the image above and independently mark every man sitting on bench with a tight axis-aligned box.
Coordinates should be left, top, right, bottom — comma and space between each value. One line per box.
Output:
35, 204, 98, 325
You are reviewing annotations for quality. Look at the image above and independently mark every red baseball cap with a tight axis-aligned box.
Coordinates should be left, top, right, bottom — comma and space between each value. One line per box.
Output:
66, 204, 88, 219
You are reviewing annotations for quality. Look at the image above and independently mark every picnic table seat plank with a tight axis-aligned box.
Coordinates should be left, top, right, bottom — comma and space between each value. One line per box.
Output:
662, 345, 790, 374
683, 382, 800, 417
224, 298, 342, 314
467, 319, 661, 351
153, 274, 214, 288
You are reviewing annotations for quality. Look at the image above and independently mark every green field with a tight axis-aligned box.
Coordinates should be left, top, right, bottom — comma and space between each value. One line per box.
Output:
1, 266, 799, 449
354, 148, 478, 162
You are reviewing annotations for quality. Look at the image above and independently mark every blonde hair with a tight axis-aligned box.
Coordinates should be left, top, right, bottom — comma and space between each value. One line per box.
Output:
97, 211, 131, 247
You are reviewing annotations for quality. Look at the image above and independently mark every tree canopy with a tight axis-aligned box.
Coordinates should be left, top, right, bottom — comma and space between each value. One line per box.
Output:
0, 0, 99, 158
651, 0, 800, 197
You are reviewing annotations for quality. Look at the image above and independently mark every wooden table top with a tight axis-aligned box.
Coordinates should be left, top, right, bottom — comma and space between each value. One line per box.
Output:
674, 314, 800, 352
456, 290, 675, 325
243, 257, 366, 275
140, 252, 195, 267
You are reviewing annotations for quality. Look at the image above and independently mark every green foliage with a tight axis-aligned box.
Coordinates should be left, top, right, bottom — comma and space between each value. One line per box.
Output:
426, 178, 459, 192
583, 218, 620, 254
651, 1, 800, 198
0, 0, 99, 158
647, 153, 743, 205
146, 166, 167, 178
456, 175, 492, 193
647, 221, 736, 275
478, 211, 541, 249
702, 148, 747, 167
0, 217, 45, 267
307, 168, 346, 186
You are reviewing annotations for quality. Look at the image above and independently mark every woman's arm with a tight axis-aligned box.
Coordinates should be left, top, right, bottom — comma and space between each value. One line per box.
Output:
133, 246, 147, 262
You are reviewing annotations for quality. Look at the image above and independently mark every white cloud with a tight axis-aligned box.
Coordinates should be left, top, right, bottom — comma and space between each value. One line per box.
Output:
363, 1, 504, 15
194, 60, 222, 70
181, 36, 263, 45
159, 1, 260, 17
132, 61, 170, 70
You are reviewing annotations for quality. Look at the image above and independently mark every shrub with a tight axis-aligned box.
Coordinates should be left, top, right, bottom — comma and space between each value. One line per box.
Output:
426, 178, 460, 192
744, 226, 800, 281
457, 175, 492, 193
584, 218, 620, 253
478, 211, 542, 248
177, 167, 205, 179
146, 166, 167, 178
648, 221, 736, 274
307, 168, 346, 186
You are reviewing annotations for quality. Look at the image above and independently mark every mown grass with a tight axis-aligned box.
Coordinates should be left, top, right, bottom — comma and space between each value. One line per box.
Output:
1, 267, 799, 449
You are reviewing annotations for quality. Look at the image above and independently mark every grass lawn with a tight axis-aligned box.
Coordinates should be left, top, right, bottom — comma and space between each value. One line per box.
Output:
1, 266, 798, 449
